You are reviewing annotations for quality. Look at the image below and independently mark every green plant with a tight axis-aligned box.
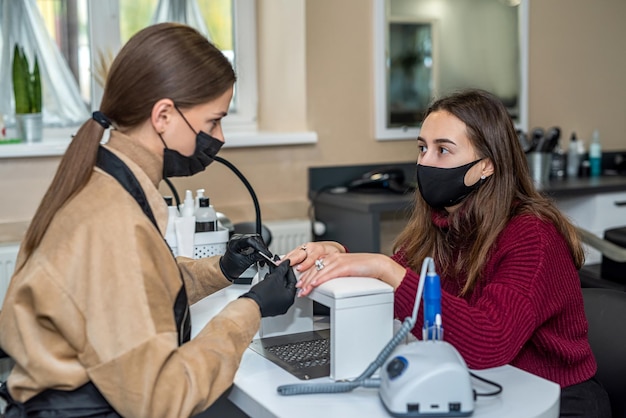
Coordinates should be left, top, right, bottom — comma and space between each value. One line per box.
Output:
12, 44, 42, 114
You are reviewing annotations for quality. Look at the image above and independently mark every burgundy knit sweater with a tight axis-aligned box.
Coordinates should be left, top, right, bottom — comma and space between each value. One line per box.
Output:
392, 213, 596, 388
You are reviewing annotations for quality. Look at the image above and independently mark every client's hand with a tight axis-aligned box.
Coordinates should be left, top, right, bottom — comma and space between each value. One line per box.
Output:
219, 234, 272, 282
240, 260, 297, 317
283, 241, 346, 273
295, 253, 406, 297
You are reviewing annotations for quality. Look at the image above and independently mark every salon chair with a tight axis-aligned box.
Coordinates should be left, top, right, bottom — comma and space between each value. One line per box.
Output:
581, 287, 626, 418
577, 227, 626, 292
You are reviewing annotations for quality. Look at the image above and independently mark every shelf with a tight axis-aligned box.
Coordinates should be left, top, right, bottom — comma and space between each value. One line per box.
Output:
0, 130, 318, 159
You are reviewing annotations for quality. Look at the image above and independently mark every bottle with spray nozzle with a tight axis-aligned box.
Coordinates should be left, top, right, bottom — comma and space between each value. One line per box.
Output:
589, 129, 602, 178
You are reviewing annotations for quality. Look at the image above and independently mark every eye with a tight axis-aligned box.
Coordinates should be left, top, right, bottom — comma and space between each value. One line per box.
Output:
417, 144, 427, 154
206, 119, 220, 133
438, 146, 450, 155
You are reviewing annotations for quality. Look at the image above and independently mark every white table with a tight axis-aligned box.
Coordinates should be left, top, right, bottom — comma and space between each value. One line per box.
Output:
190, 285, 560, 418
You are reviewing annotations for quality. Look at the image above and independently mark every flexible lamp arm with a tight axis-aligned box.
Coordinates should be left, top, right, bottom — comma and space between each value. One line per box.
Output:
213, 156, 263, 238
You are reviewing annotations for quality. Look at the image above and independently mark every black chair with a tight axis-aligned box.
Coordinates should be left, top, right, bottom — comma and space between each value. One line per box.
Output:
581, 287, 626, 418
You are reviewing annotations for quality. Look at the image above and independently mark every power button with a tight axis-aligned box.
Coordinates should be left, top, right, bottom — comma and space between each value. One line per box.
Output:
386, 356, 408, 379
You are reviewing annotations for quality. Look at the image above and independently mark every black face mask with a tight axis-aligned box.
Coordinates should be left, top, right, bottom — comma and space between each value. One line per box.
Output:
416, 159, 485, 209
161, 107, 223, 178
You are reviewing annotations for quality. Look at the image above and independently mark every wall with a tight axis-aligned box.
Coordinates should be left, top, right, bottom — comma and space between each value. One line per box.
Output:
528, 0, 626, 147
1, 0, 625, 231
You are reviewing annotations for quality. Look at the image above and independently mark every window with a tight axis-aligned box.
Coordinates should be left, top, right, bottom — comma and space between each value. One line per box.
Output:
1, 0, 315, 157
36, 0, 257, 132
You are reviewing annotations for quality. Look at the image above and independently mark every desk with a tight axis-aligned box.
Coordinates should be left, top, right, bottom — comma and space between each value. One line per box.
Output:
310, 169, 626, 253
190, 285, 560, 418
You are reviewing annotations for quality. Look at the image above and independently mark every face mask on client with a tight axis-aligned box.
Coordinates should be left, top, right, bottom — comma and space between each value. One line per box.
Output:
416, 159, 485, 209
160, 106, 223, 178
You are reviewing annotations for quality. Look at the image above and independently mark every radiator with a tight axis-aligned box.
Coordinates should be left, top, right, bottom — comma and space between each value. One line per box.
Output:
265, 219, 312, 256
0, 221, 311, 303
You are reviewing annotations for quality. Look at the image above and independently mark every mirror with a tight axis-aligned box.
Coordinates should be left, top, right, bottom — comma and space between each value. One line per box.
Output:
374, 0, 528, 140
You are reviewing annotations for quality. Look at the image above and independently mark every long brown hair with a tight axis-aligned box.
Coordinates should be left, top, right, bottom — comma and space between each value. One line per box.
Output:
17, 23, 236, 270
394, 89, 584, 295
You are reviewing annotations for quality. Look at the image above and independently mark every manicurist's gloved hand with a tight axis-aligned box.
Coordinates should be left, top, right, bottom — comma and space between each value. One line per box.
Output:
219, 234, 272, 281
240, 260, 297, 317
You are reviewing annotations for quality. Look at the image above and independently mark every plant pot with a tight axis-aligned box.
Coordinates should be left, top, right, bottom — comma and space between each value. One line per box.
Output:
15, 113, 43, 143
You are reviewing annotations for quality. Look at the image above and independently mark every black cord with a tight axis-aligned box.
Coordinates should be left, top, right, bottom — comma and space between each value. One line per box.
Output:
214, 156, 263, 239
470, 371, 503, 398
163, 177, 181, 209
308, 184, 346, 238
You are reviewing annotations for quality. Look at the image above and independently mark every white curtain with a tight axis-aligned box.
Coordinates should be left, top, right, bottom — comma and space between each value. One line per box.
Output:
151, 0, 212, 41
0, 0, 88, 127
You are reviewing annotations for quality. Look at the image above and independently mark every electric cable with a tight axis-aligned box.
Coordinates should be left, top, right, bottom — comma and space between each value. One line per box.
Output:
276, 258, 435, 396
163, 177, 181, 210
470, 372, 503, 398
307, 184, 342, 238
162, 157, 263, 242
213, 156, 263, 240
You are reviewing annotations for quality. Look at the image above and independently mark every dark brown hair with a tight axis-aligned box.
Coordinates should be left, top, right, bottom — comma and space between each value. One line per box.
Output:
394, 89, 584, 295
18, 23, 236, 269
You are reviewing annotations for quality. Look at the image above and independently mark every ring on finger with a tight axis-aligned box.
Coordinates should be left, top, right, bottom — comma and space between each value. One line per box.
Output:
315, 258, 325, 271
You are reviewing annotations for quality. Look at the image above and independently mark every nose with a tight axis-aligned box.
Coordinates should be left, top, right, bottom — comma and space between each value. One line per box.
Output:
418, 149, 436, 166
212, 125, 225, 143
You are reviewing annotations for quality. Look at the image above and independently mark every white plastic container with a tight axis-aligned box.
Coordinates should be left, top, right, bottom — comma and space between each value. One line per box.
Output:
168, 227, 229, 258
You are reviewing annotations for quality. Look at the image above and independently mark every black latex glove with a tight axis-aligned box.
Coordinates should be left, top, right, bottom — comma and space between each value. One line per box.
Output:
219, 234, 272, 281
240, 259, 297, 317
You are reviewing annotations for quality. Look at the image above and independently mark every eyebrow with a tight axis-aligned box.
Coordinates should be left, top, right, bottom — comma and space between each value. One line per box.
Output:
417, 137, 457, 146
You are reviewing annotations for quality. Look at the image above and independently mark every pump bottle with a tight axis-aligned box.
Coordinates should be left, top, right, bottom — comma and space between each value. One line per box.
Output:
195, 196, 218, 232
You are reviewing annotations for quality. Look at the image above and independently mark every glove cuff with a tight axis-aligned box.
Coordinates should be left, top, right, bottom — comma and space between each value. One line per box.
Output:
218, 257, 236, 282
239, 292, 264, 316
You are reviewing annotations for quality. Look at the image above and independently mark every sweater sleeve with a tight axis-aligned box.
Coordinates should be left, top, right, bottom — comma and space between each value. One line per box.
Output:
83, 222, 260, 417
392, 216, 580, 370
177, 255, 232, 304
3, 195, 260, 417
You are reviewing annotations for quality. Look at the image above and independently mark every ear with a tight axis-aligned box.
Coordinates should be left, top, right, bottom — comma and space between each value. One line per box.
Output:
481, 158, 495, 178
151, 98, 175, 134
